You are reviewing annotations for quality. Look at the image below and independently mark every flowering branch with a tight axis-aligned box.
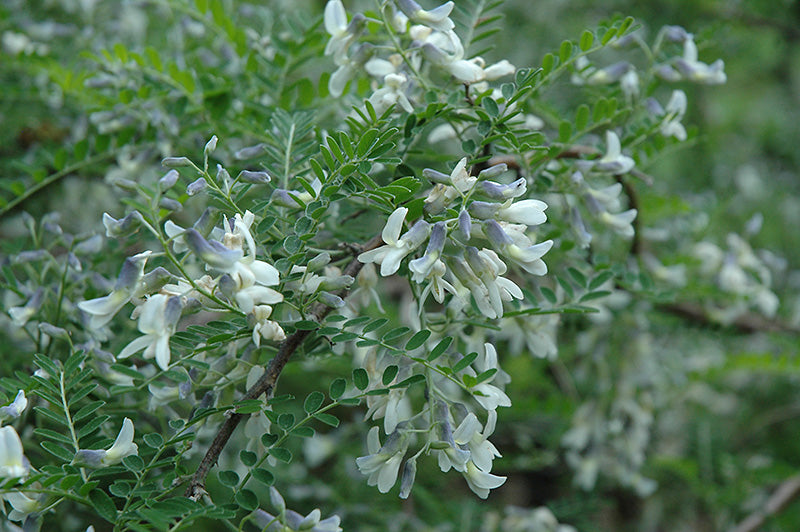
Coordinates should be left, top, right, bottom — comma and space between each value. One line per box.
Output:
186, 233, 384, 500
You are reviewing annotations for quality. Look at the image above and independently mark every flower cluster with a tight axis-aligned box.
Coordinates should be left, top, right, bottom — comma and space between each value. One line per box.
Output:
360, 157, 553, 319
322, 0, 515, 115
355, 342, 510, 499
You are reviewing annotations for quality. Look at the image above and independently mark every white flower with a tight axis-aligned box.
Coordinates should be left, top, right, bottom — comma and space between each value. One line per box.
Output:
0, 426, 29, 479
0, 390, 27, 420
3, 491, 41, 522
252, 305, 286, 346
358, 207, 431, 276
463, 459, 506, 499
675, 38, 726, 84
660, 90, 688, 141
594, 131, 635, 174
598, 209, 638, 238
469, 343, 511, 410
119, 294, 181, 370
484, 220, 553, 276
356, 426, 408, 493
78, 251, 152, 329
74, 418, 139, 468
397, 0, 454, 32
368, 73, 414, 114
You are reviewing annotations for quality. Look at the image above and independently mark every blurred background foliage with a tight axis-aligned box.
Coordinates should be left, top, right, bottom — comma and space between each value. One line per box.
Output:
1, 1, 800, 531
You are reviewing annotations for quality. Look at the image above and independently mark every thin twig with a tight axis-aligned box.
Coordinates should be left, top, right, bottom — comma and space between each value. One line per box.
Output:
186, 233, 384, 500
658, 301, 800, 335
729, 474, 800, 532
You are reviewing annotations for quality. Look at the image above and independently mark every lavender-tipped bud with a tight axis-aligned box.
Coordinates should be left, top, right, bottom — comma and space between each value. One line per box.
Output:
162, 156, 193, 168
478, 177, 527, 200
476, 163, 508, 180
236, 170, 271, 184
235, 143, 267, 160
186, 177, 207, 196
159, 169, 180, 190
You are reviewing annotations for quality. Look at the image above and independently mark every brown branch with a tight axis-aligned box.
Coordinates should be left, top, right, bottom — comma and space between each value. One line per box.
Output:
729, 474, 800, 532
186, 233, 384, 500
657, 302, 800, 335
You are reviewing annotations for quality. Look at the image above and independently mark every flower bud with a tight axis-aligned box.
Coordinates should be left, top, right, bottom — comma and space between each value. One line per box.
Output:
158, 169, 180, 190
234, 143, 267, 160
186, 177, 207, 196
236, 170, 271, 184
161, 156, 193, 168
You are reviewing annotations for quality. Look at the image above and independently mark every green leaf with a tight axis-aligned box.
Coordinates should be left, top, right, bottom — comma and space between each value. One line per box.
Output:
428, 336, 453, 362
253, 468, 275, 486
356, 129, 379, 157
580, 290, 611, 302
34, 428, 73, 446
541, 53, 555, 75
558, 121, 572, 143
382, 327, 410, 341
304, 391, 325, 413
382, 365, 399, 386
617, 16, 634, 37
559, 40, 573, 63
269, 447, 292, 463
579, 30, 594, 51
235, 399, 263, 414
315, 413, 340, 427
353, 368, 369, 391
453, 352, 478, 373
482, 97, 499, 118
601, 26, 617, 45
234, 488, 259, 511
567, 267, 587, 287
362, 318, 388, 333
143, 433, 163, 448
123, 455, 144, 472
261, 433, 278, 447
218, 470, 239, 487
589, 270, 615, 290
405, 330, 431, 351
294, 320, 319, 331
240, 450, 257, 467
575, 104, 590, 131
391, 374, 425, 389
89, 489, 118, 522
540, 286, 557, 304
278, 413, 295, 430
329, 378, 346, 400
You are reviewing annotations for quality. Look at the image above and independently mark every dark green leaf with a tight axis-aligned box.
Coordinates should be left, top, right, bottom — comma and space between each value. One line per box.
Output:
329, 378, 346, 400
353, 368, 368, 390
453, 352, 478, 373
405, 330, 431, 351
428, 336, 453, 362
382, 365, 399, 386
89, 489, 118, 522
303, 391, 324, 413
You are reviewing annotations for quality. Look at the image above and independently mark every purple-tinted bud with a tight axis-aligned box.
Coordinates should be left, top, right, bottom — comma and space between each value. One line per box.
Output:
570, 207, 592, 248
164, 296, 183, 326
159, 169, 180, 190
178, 379, 192, 399
162, 156, 193, 168
103, 211, 143, 238
457, 209, 472, 242
399, 458, 417, 499
468, 201, 501, 220
184, 229, 243, 270
307, 252, 331, 272
192, 208, 218, 237
114, 251, 151, 292
479, 177, 527, 200
159, 198, 182, 212
234, 143, 267, 160
140, 267, 173, 294
237, 170, 272, 184
186, 177, 207, 196
662, 25, 690, 43
319, 291, 345, 308
270, 189, 302, 208
320, 275, 355, 291
38, 322, 69, 340
433, 400, 455, 444
422, 168, 451, 184
204, 135, 218, 155
476, 163, 508, 180
645, 97, 664, 116
402, 220, 432, 249
68, 252, 82, 271
427, 221, 447, 255
655, 64, 681, 82
218, 273, 237, 300
484, 219, 514, 248
421, 42, 449, 65
13, 250, 48, 263
73, 449, 106, 468
465, 246, 489, 276
74, 234, 103, 255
